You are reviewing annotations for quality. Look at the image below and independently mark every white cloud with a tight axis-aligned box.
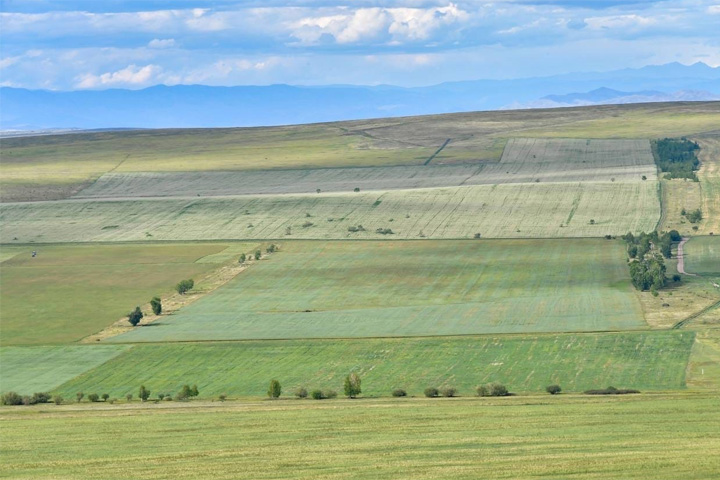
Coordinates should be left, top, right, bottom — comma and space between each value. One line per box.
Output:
708, 5, 720, 14
148, 38, 176, 49
585, 14, 657, 30
75, 64, 161, 88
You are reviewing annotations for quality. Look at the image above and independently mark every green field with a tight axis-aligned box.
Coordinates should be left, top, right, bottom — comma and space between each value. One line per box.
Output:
0, 243, 240, 345
109, 240, 645, 343
2, 393, 718, 480
684, 236, 720, 276
0, 345, 129, 393
47, 331, 693, 398
1, 181, 660, 242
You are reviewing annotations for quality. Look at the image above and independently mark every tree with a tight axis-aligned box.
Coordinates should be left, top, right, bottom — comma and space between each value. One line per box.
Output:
219, 394, 227, 402
102, 393, 110, 402
191, 385, 199, 397
139, 385, 150, 402
150, 297, 162, 316
266, 244, 276, 253
268, 379, 282, 398
546, 385, 562, 395
76, 392, 84, 403
176, 385, 194, 401
254, 250, 261, 260
294, 387, 308, 398
1, 392, 23, 406
311, 390, 324, 400
440, 387, 457, 397
53, 395, 63, 405
354, 187, 360, 192
239, 253, 246, 264
344, 373, 362, 398
175, 279, 195, 295
127, 306, 143, 326
126, 394, 133, 402
424, 387, 439, 398
392, 388, 407, 397
88, 393, 100, 402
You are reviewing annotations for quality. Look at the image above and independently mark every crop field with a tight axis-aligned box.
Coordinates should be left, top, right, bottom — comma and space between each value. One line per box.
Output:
0, 345, 129, 393
695, 136, 720, 235
49, 331, 693, 398
0, 243, 242, 345
2, 393, 718, 480
107, 240, 645, 343
684, 236, 720, 277
3, 102, 718, 202
1, 181, 660, 243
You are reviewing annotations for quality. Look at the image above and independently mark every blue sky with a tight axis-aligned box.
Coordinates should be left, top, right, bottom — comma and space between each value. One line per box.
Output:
1, 0, 719, 90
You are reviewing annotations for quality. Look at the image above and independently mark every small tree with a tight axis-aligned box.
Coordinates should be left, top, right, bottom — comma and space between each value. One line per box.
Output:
324, 390, 337, 399
344, 373, 362, 398
311, 389, 324, 400
424, 387, 439, 398
88, 393, 100, 403
268, 379, 282, 399
150, 297, 162, 316
673, 274, 682, 282
176, 385, 193, 401
53, 395, 63, 405
294, 387, 308, 399
254, 250, 261, 260
175, 279, 195, 295
219, 394, 227, 402
440, 387, 457, 397
546, 385, 562, 395
392, 388, 407, 397
354, 187, 360, 192
102, 393, 110, 402
127, 306, 143, 326
76, 392, 84, 403
1, 392, 23, 406
239, 253, 246, 264
139, 385, 150, 402
266, 244, 276, 253
126, 394, 133, 402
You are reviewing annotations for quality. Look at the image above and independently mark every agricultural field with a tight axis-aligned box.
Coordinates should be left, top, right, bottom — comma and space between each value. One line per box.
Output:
2, 393, 718, 480
683, 236, 720, 277
0, 345, 129, 393
0, 243, 254, 345
2, 102, 718, 202
48, 331, 694, 398
109, 239, 646, 343
0, 181, 660, 242
695, 136, 720, 235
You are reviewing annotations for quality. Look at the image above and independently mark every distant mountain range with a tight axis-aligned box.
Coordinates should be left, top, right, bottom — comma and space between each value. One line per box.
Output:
2, 62, 719, 130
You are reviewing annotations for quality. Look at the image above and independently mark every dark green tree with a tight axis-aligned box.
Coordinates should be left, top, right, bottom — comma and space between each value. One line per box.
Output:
344, 373, 362, 398
268, 379, 282, 398
127, 306, 143, 326
139, 385, 151, 402
150, 297, 162, 315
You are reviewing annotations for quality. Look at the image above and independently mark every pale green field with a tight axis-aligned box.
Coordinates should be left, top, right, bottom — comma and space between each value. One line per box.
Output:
0, 345, 129, 393
1, 182, 660, 242
51, 332, 694, 398
0, 243, 242, 345
684, 236, 720, 276
1, 393, 718, 480
109, 240, 645, 343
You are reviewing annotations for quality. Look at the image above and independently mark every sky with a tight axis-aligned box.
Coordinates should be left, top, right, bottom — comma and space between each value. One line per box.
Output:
1, 0, 719, 90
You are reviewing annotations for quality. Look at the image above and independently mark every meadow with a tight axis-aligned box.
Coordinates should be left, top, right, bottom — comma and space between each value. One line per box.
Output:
47, 331, 694, 398
109, 239, 645, 343
683, 236, 720, 277
0, 243, 245, 345
0, 181, 660, 242
1, 393, 717, 480
695, 136, 720, 235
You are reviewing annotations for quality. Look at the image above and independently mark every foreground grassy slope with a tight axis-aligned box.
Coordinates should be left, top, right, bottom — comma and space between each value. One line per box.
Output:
1, 182, 660, 242
53, 332, 694, 398
0, 243, 234, 345
110, 240, 645, 342
2, 393, 717, 480
2, 102, 717, 202
0, 345, 129, 393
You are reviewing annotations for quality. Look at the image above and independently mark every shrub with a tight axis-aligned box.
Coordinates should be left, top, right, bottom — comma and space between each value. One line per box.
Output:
139, 385, 150, 402
344, 373, 362, 398
302, 222, 313, 228
673, 274, 682, 282
286, 226, 292, 235
22, 396, 32, 405
175, 279, 195, 295
474, 233, 482, 239
268, 379, 282, 399
668, 230, 682, 241
150, 297, 162, 316
127, 306, 143, 326
686, 209, 702, 223
354, 187, 360, 192
109, 398, 117, 404
316, 189, 321, 194
478, 383, 509, 397
391, 388, 407, 397
126, 394, 133, 402
76, 392, 84, 403
424, 387, 439, 398
88, 393, 100, 403
176, 385, 195, 401
266, 244, 276, 253
589, 219, 595, 225
546, 385, 562, 395
324, 390, 337, 399
584, 386, 640, 395
476, 385, 489, 397
641, 175, 647, 180
219, 394, 227, 402
294, 387, 308, 399
1, 392, 23, 406
440, 387, 457, 397
31, 392, 51, 404
53, 395, 64, 405
158, 393, 166, 401
191, 385, 199, 397
254, 250, 261, 260
375, 228, 394, 235
311, 390, 324, 400
238, 253, 246, 264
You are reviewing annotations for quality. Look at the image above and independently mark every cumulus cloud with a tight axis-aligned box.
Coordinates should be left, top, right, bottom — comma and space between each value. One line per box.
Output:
75, 64, 162, 88
148, 38, 176, 48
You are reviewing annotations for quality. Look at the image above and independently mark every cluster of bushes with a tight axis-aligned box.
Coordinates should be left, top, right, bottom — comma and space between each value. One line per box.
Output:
622, 231, 677, 293
653, 138, 700, 181
681, 208, 703, 224
584, 386, 640, 395
175, 278, 195, 295
347, 225, 366, 233
376, 228, 394, 235
282, 374, 362, 400
2, 391, 53, 406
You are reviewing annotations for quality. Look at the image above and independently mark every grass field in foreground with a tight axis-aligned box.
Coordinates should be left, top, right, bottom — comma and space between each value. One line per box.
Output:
684, 236, 720, 277
0, 243, 238, 345
1, 181, 660, 242
0, 345, 129, 393
1, 393, 717, 480
110, 240, 645, 343
55, 332, 694, 398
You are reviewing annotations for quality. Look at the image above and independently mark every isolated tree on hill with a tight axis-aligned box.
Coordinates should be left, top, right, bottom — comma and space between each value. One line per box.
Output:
150, 297, 162, 316
344, 373, 362, 398
175, 279, 194, 295
254, 250, 261, 260
239, 253, 246, 264
139, 385, 151, 402
268, 379, 282, 398
128, 306, 143, 326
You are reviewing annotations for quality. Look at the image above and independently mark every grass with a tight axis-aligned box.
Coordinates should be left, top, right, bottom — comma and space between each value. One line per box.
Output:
0, 182, 660, 242
109, 239, 646, 343
0, 243, 244, 345
684, 236, 720, 277
3, 102, 717, 202
658, 178, 702, 234
51, 331, 693, 398
1, 393, 718, 479
0, 345, 129, 394
695, 136, 720, 235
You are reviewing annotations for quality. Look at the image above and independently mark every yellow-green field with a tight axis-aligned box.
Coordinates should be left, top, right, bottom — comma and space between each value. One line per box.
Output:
1, 393, 718, 480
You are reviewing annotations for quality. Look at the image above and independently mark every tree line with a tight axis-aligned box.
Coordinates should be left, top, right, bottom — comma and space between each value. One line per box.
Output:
652, 138, 700, 181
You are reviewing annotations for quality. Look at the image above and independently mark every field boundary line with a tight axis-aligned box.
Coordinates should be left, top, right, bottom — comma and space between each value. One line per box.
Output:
672, 299, 720, 330
424, 138, 451, 165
